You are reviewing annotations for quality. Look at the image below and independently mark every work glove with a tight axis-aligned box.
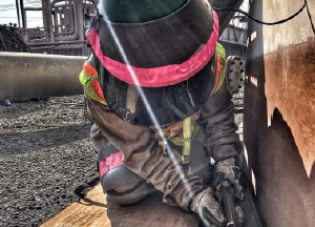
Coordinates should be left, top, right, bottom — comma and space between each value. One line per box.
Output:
190, 187, 226, 227
213, 158, 245, 227
213, 158, 245, 199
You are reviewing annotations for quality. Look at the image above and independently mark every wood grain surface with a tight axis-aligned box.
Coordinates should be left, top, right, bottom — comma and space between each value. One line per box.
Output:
41, 184, 199, 227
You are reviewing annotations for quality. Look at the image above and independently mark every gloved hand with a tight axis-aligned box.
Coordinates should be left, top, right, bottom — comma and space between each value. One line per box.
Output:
213, 158, 245, 200
190, 187, 226, 227
213, 158, 245, 227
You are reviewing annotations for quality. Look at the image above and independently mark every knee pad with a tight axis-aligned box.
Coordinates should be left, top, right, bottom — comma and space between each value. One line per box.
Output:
98, 145, 152, 205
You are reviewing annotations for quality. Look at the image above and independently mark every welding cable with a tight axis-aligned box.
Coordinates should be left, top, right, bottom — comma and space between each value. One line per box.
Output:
304, 0, 315, 35
209, 1, 306, 25
209, 0, 315, 36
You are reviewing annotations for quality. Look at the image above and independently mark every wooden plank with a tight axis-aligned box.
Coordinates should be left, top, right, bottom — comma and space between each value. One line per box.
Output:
41, 184, 199, 227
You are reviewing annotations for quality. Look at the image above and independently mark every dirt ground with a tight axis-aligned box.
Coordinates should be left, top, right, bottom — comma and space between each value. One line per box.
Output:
0, 94, 244, 227
0, 95, 98, 227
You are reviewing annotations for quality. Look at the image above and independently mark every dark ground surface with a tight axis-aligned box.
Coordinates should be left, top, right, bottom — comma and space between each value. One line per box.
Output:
0, 95, 98, 227
0, 94, 244, 227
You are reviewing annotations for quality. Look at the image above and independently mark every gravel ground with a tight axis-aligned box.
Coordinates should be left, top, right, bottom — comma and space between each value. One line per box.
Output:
0, 95, 98, 227
0, 94, 244, 227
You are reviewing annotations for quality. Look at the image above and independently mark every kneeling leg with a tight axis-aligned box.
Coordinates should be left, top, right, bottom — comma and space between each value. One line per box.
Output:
99, 144, 153, 205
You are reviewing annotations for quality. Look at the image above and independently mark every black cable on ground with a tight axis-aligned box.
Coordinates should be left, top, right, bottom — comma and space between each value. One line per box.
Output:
305, 0, 315, 35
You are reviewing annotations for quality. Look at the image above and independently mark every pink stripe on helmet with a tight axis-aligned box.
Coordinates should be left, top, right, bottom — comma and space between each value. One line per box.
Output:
87, 11, 219, 88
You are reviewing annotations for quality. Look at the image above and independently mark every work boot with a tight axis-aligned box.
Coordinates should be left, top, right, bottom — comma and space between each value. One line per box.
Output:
191, 188, 226, 227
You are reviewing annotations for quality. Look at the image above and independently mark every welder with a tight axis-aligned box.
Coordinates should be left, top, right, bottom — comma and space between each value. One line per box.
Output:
80, 0, 245, 226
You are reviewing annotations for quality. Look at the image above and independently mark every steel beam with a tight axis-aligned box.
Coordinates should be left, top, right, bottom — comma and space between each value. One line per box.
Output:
210, 0, 244, 34
0, 52, 85, 101
27, 40, 85, 47
19, 0, 26, 29
15, 0, 21, 28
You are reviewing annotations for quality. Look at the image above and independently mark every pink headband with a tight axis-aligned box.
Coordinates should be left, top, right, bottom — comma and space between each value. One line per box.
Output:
87, 11, 219, 88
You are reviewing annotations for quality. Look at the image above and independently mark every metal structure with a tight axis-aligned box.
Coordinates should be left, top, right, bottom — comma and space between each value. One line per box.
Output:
210, 0, 245, 32
219, 24, 247, 58
0, 25, 29, 52
227, 56, 245, 95
226, 56, 246, 111
245, 0, 315, 227
0, 0, 248, 102
0, 52, 85, 101
217, 0, 249, 58
17, 0, 95, 56
12, 0, 246, 56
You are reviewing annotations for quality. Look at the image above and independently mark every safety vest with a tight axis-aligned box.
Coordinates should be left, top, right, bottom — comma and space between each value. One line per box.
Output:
79, 43, 227, 163
79, 62, 107, 105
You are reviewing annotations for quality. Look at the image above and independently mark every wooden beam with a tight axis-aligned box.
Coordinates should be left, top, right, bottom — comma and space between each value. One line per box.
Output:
41, 184, 200, 227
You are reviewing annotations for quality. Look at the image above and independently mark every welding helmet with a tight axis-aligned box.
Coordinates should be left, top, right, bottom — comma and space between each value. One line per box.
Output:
85, 0, 219, 126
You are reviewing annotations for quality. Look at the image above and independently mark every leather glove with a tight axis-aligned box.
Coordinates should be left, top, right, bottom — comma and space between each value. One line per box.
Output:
213, 158, 245, 200
190, 187, 226, 227
213, 158, 245, 227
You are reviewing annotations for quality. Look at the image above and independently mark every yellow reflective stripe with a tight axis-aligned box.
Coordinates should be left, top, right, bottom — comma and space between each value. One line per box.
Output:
182, 117, 192, 164
79, 70, 91, 85
166, 116, 199, 164
213, 43, 227, 93
79, 70, 107, 105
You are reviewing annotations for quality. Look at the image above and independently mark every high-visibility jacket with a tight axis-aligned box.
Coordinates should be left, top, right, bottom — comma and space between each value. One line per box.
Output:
79, 62, 107, 105
79, 43, 227, 163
